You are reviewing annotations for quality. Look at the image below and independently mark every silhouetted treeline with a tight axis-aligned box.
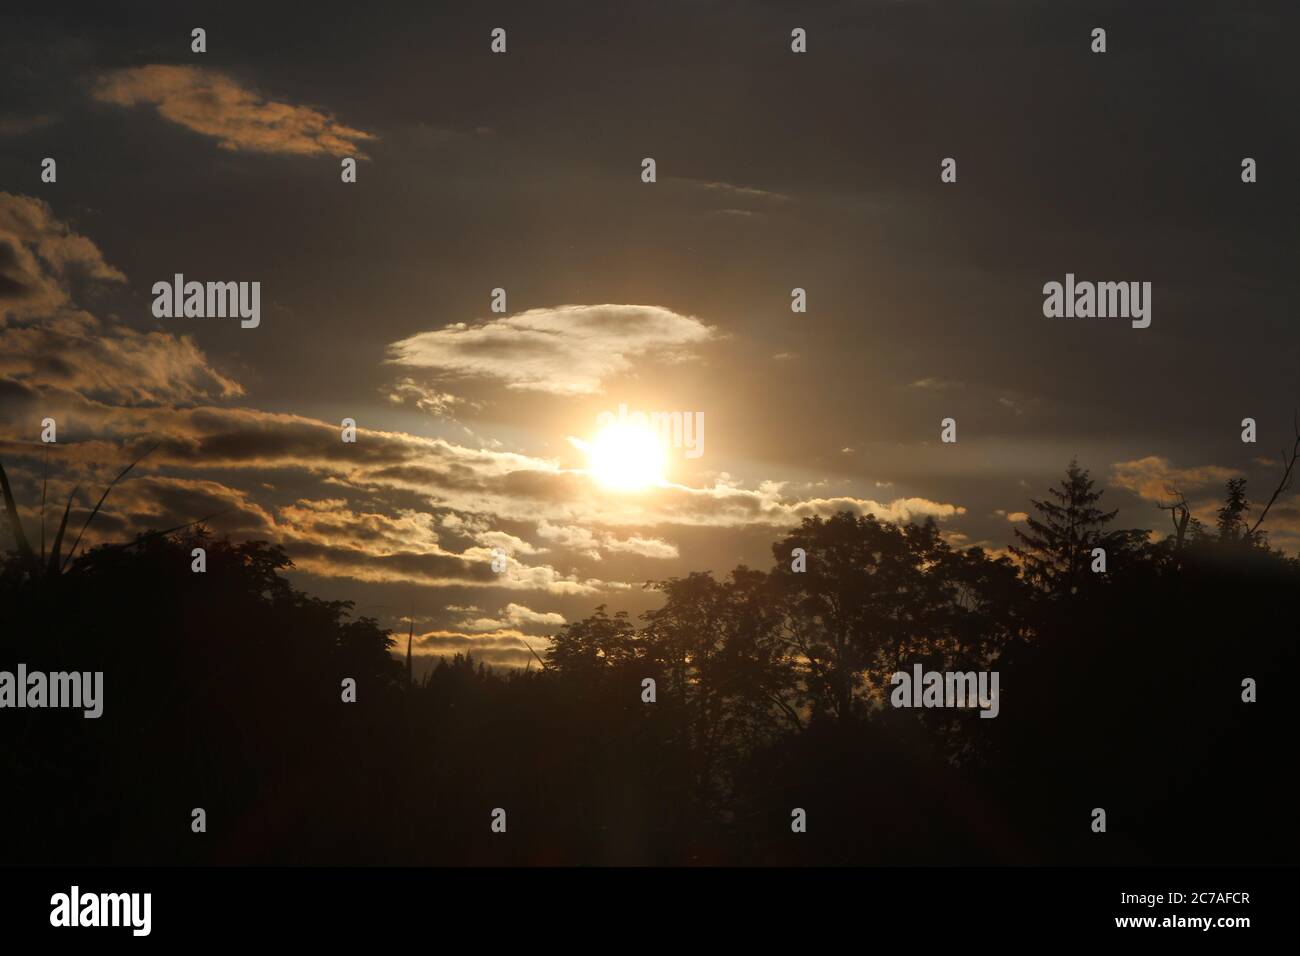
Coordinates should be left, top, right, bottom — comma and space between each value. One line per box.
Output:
2, 461, 1296, 864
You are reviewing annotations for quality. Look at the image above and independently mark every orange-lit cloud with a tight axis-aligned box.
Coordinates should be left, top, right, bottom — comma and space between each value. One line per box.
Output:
1111, 456, 1241, 503
0, 193, 241, 405
93, 65, 374, 158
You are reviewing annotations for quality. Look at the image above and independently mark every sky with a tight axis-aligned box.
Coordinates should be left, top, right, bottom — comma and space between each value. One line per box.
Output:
2, 0, 1298, 667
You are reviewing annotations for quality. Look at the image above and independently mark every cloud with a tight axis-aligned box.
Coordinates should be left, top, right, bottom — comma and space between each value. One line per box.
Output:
490, 479, 966, 533
474, 529, 545, 556
685, 180, 792, 203
1259, 500, 1300, 536
499, 603, 565, 626
276, 499, 444, 556
92, 65, 374, 158
1108, 455, 1300, 551
906, 377, 962, 391
63, 480, 618, 595
411, 630, 546, 668
384, 378, 467, 416
280, 539, 497, 589
259, 499, 610, 594
0, 192, 124, 315
2, 405, 967, 606
1111, 456, 1241, 503
0, 193, 242, 406
387, 304, 716, 396
535, 520, 601, 558
271, 500, 595, 592
535, 520, 678, 559
601, 534, 679, 559
0, 114, 58, 136
1, 390, 966, 549
0, 313, 244, 407
457, 603, 566, 632
93, 475, 274, 534
707, 208, 762, 220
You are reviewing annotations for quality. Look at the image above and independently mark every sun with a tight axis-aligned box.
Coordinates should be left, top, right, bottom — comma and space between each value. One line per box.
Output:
586, 422, 666, 490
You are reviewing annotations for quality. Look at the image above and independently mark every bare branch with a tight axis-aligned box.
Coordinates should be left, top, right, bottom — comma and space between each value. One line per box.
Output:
1248, 413, 1300, 537
1156, 484, 1191, 550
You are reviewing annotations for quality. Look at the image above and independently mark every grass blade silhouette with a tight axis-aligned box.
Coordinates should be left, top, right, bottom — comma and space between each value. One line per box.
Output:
0, 458, 38, 576
63, 442, 160, 568
40, 448, 48, 564
47, 488, 78, 576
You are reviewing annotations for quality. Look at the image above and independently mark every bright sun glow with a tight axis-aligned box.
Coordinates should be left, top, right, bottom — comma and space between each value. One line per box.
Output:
586, 423, 667, 490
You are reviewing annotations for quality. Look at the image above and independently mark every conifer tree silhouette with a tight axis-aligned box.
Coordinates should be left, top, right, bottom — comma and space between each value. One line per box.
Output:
1010, 458, 1118, 596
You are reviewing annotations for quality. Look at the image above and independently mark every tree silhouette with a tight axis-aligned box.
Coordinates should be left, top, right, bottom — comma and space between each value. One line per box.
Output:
2, 457, 1296, 865
1215, 477, 1258, 546
1010, 458, 1129, 596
